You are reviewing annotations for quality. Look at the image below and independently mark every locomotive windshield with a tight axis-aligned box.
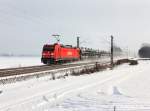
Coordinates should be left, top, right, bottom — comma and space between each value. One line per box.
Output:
43, 45, 54, 51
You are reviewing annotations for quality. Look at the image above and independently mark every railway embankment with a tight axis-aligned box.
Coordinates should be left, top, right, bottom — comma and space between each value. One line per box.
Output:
70, 58, 138, 76
0, 58, 138, 85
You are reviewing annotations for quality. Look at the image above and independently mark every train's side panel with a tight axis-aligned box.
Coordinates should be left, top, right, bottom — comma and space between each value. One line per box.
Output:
53, 44, 60, 61
59, 47, 80, 60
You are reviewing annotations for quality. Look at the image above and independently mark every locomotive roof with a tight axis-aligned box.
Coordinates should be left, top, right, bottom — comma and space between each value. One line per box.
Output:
44, 43, 78, 49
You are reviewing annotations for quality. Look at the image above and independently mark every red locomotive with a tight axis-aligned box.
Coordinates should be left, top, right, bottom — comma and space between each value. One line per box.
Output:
41, 43, 81, 64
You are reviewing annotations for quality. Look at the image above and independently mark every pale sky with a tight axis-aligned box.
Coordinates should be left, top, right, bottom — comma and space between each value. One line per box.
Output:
0, 0, 150, 55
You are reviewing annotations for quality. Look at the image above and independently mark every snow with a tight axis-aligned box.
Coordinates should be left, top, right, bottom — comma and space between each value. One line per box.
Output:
0, 56, 107, 69
0, 56, 42, 69
0, 60, 150, 110
0, 56, 123, 69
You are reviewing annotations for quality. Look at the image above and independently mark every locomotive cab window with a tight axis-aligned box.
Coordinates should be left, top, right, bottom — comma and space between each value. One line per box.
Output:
43, 45, 54, 51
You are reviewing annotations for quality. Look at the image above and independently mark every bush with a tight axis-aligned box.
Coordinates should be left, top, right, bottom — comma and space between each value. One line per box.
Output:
129, 60, 138, 65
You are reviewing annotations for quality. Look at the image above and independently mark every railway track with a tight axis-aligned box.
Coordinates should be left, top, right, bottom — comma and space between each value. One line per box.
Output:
0, 60, 109, 78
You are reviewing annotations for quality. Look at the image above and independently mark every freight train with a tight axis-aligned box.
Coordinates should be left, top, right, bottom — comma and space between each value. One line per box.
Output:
41, 43, 109, 64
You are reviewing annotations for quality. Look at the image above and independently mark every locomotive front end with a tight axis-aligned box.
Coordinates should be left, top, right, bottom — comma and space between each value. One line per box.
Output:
41, 44, 55, 64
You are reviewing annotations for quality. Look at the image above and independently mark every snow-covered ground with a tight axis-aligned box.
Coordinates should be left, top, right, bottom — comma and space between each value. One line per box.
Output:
0, 56, 124, 69
0, 60, 150, 110
0, 56, 110, 69
0, 56, 42, 69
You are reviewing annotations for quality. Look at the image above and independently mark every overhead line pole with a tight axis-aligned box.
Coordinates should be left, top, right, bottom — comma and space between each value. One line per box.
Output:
111, 35, 114, 66
77, 36, 80, 48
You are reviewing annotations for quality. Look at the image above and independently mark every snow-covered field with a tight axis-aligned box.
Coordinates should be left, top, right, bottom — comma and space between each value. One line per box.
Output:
0, 56, 42, 69
0, 60, 150, 111
0, 56, 110, 69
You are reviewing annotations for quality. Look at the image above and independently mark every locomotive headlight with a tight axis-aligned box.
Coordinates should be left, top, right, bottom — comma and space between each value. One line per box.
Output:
51, 53, 54, 56
42, 53, 46, 56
